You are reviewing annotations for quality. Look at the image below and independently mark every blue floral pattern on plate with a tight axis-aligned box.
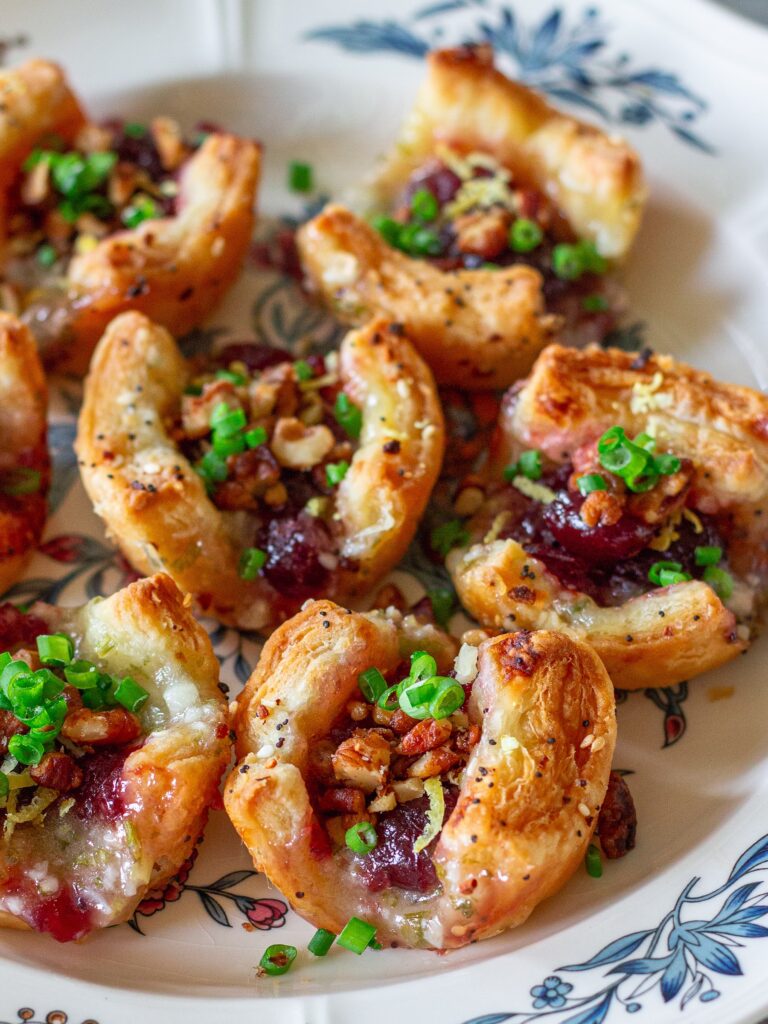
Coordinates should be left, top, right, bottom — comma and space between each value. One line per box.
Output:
306, 2, 714, 152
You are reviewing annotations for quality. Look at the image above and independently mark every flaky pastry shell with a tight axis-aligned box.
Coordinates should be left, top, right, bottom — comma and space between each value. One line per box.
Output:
448, 344, 768, 689
224, 599, 616, 950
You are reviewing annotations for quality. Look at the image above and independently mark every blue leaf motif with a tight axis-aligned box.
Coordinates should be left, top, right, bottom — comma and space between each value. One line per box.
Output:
461, 1017, 513, 1024
681, 974, 704, 1009
544, 87, 610, 119
727, 835, 768, 885
561, 992, 612, 1024
709, 883, 760, 925
530, 9, 562, 61
234, 652, 252, 685
711, 922, 768, 939
414, 0, 473, 18
609, 954, 672, 976
671, 125, 716, 155
305, 22, 429, 57
198, 892, 231, 928
561, 929, 653, 971
623, 69, 700, 101
209, 870, 257, 891
660, 947, 688, 1002
691, 935, 743, 975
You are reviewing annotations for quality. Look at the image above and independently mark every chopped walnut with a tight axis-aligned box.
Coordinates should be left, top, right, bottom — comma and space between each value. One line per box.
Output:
332, 729, 391, 793
61, 707, 142, 747
397, 717, 452, 756
453, 207, 512, 260
271, 418, 335, 470
181, 380, 241, 439
580, 489, 624, 528
407, 744, 462, 779
151, 116, 187, 172
29, 751, 83, 792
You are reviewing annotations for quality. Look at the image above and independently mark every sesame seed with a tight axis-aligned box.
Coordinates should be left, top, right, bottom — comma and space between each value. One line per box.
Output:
580, 734, 595, 749
578, 802, 591, 817
591, 736, 606, 753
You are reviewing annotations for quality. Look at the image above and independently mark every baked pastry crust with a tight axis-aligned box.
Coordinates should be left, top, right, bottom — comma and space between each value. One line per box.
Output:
297, 45, 645, 389
0, 59, 260, 374
76, 312, 444, 630
448, 344, 768, 689
224, 599, 616, 949
0, 312, 49, 595
0, 573, 230, 938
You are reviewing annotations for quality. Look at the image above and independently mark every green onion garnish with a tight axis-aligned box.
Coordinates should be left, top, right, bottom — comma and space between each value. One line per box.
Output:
7, 673, 44, 708
397, 222, 442, 256
703, 565, 734, 600
503, 464, 518, 481
124, 122, 148, 138
585, 843, 603, 878
0, 659, 30, 694
336, 917, 377, 955
0, 468, 42, 496
245, 427, 268, 448
509, 218, 543, 253
210, 402, 246, 438
0, 772, 8, 801
64, 660, 100, 690
376, 685, 400, 711
427, 587, 454, 628
36, 633, 73, 668
695, 545, 722, 566
413, 776, 445, 853
596, 426, 679, 493
430, 520, 470, 557
577, 473, 607, 496
212, 432, 246, 458
371, 215, 402, 248
308, 928, 336, 957
648, 561, 692, 587
239, 547, 267, 581
288, 160, 313, 194
410, 188, 439, 224
398, 677, 437, 719
114, 677, 149, 713
552, 239, 607, 281
259, 943, 297, 976
358, 667, 387, 703
51, 150, 117, 198
121, 193, 159, 229
582, 294, 609, 312
196, 450, 228, 489
345, 820, 378, 854
333, 393, 362, 440
428, 678, 465, 720
36, 243, 58, 269
8, 733, 45, 765
216, 369, 247, 386
326, 460, 350, 487
294, 359, 314, 382
408, 651, 437, 683
517, 450, 542, 481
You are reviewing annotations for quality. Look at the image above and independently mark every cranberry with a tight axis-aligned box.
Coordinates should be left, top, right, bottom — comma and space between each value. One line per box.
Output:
106, 122, 166, 183
74, 749, 128, 822
358, 789, 457, 894
538, 492, 655, 565
403, 160, 462, 209
216, 342, 293, 373
261, 513, 334, 598
5, 878, 93, 943
0, 603, 48, 651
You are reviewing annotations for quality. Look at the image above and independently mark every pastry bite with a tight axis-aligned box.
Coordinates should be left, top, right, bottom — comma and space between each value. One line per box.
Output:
297, 44, 646, 389
0, 572, 229, 941
0, 313, 49, 595
76, 312, 444, 631
224, 600, 616, 950
0, 58, 260, 373
445, 344, 768, 690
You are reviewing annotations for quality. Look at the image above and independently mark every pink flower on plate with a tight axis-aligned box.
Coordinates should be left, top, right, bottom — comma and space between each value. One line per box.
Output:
135, 848, 198, 918
245, 898, 288, 930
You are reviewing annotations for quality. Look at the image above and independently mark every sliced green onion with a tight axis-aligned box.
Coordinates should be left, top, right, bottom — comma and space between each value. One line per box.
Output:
197, 449, 228, 487
577, 473, 607, 496
0, 659, 31, 695
0, 652, 10, 671
371, 214, 401, 248
428, 678, 465, 720
259, 943, 297, 976
695, 545, 723, 566
64, 660, 100, 690
121, 193, 159, 229
51, 150, 117, 198
333, 393, 362, 440
0, 771, 8, 801
326, 460, 350, 487
239, 547, 267, 581
413, 776, 445, 853
35, 668, 65, 701
430, 520, 469, 557
517, 450, 542, 481
124, 122, 148, 138
509, 218, 543, 253
654, 453, 681, 475
410, 188, 439, 223
308, 928, 336, 957
7, 673, 43, 709
398, 223, 442, 256
648, 561, 691, 587
0, 468, 42, 496
578, 240, 607, 275
585, 843, 603, 878
36, 634, 73, 668
399, 676, 437, 710
8, 733, 45, 766
503, 463, 518, 482
376, 685, 400, 711
358, 667, 387, 704
22, 148, 46, 172
582, 294, 608, 312
336, 916, 377, 955
210, 402, 246, 437
114, 677, 149, 713
408, 651, 438, 683
212, 431, 246, 458
345, 820, 378, 854
27, 697, 67, 735
427, 587, 454, 628
216, 368, 247, 386
245, 427, 268, 448
288, 161, 313, 193
293, 359, 314, 382
36, 243, 58, 269
552, 242, 586, 281
703, 565, 734, 600
83, 687, 108, 710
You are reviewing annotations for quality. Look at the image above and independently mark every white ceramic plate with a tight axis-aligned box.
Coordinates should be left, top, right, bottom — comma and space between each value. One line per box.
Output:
1, 0, 768, 1021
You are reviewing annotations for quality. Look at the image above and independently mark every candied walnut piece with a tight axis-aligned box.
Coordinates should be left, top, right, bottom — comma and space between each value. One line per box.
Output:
596, 771, 637, 859
181, 380, 240, 438
580, 489, 624, 529
332, 729, 391, 793
270, 417, 335, 470
61, 707, 143, 747
453, 207, 512, 260
397, 718, 452, 756
29, 751, 84, 792
0, 709, 28, 756
407, 744, 462, 779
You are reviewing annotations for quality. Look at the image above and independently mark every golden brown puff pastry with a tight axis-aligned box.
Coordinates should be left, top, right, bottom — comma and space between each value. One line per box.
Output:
447, 344, 768, 690
224, 599, 616, 950
76, 312, 444, 631
297, 44, 646, 390
0, 59, 260, 374
0, 573, 230, 941
0, 313, 49, 596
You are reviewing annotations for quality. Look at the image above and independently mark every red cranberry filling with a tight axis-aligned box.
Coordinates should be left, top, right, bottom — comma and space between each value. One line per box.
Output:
0, 602, 48, 650
260, 512, 334, 598
4, 876, 94, 943
74, 748, 130, 822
